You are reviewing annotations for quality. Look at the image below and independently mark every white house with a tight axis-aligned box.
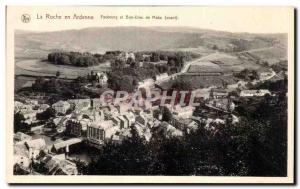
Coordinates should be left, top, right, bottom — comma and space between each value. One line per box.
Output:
172, 105, 195, 119
155, 73, 168, 82
134, 123, 152, 142
14, 143, 31, 169
52, 100, 71, 114
210, 88, 228, 99
87, 120, 116, 145
96, 72, 108, 85
38, 104, 50, 113
14, 132, 32, 143
160, 122, 183, 138
14, 101, 33, 114
240, 89, 271, 97
24, 138, 46, 159
207, 98, 235, 112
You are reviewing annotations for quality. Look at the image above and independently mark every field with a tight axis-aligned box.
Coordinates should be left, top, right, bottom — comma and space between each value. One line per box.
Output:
15, 76, 36, 91
15, 59, 110, 79
176, 74, 237, 89
14, 27, 286, 91
187, 61, 222, 73
187, 52, 267, 73
241, 46, 287, 65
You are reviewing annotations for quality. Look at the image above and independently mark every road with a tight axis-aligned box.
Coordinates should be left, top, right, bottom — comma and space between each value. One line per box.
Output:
236, 46, 276, 54
154, 55, 211, 86
155, 51, 277, 91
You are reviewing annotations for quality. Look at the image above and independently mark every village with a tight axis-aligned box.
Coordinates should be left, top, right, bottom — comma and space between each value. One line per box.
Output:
13, 48, 286, 175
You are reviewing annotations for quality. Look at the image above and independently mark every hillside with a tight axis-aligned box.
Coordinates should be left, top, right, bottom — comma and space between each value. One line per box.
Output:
15, 27, 287, 59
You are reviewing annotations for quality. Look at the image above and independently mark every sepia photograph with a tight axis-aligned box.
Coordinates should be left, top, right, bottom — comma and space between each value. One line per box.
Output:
6, 6, 295, 184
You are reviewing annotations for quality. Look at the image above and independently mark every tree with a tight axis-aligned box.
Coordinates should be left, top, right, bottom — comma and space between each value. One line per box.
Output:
171, 79, 193, 91
56, 71, 61, 78
59, 55, 71, 65
13, 164, 29, 175
151, 52, 160, 62
32, 76, 46, 91
130, 61, 140, 69
36, 107, 56, 120
14, 112, 30, 133
86, 127, 150, 175
161, 106, 172, 123
75, 159, 88, 175
168, 59, 176, 67
251, 70, 259, 80
212, 45, 218, 50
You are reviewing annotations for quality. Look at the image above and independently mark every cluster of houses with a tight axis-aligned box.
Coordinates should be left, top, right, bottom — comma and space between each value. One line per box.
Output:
14, 100, 50, 125
13, 76, 274, 175
14, 132, 78, 175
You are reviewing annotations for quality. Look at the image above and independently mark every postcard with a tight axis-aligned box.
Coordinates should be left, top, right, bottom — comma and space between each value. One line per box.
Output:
6, 6, 295, 184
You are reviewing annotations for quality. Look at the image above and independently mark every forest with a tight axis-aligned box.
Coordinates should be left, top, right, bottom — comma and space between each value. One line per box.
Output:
47, 52, 107, 67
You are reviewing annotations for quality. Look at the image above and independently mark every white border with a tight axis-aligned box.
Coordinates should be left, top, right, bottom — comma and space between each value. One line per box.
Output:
1, 0, 299, 188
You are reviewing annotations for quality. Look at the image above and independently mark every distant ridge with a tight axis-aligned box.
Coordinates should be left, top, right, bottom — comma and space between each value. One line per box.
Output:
15, 26, 287, 58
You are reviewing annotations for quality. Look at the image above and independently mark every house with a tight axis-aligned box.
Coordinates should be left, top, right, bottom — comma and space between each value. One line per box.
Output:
155, 73, 168, 82
15, 101, 38, 124
25, 99, 38, 105
142, 54, 151, 60
87, 121, 114, 146
24, 138, 46, 159
134, 123, 152, 142
269, 71, 286, 82
102, 105, 119, 118
67, 99, 90, 111
53, 115, 70, 127
111, 112, 135, 129
65, 111, 93, 137
14, 132, 32, 143
96, 72, 108, 85
30, 124, 45, 133
80, 108, 105, 122
91, 98, 110, 109
38, 104, 50, 113
172, 105, 195, 119
39, 154, 78, 175
136, 114, 146, 126
260, 71, 274, 80
172, 117, 198, 133
23, 111, 37, 124
115, 103, 132, 114
123, 112, 135, 126
136, 110, 155, 128
52, 138, 82, 154
160, 121, 183, 138
204, 118, 226, 131
14, 143, 31, 169
210, 88, 228, 99
65, 120, 84, 137
240, 89, 271, 97
206, 98, 235, 112
138, 78, 155, 89
112, 116, 127, 129
193, 89, 210, 100
14, 101, 32, 113
111, 116, 123, 128
52, 100, 71, 114
112, 129, 132, 144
